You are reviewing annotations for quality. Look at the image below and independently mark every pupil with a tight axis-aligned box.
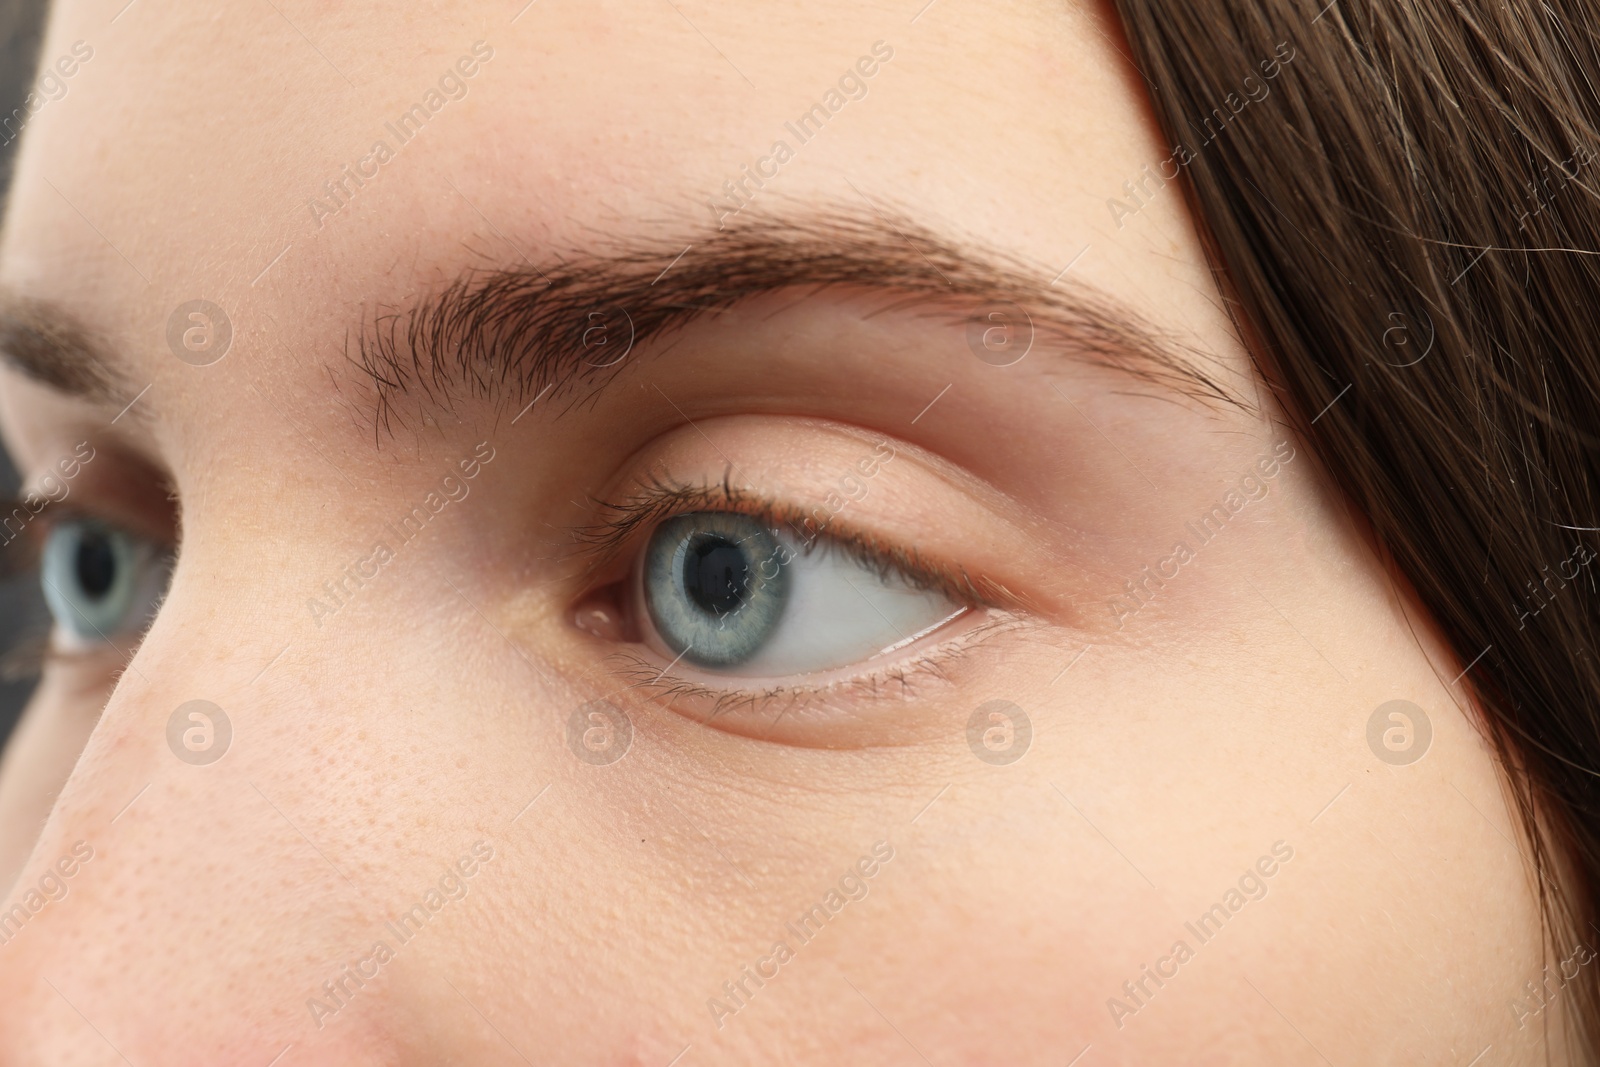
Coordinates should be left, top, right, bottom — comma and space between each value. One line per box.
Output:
74, 532, 117, 600
684, 536, 749, 617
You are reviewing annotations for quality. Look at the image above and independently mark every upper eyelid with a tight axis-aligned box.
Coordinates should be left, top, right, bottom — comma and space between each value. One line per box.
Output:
573, 468, 1015, 611
4, 442, 177, 549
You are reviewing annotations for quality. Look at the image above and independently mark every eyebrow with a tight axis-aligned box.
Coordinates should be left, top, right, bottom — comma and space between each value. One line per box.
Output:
0, 205, 1241, 435
0, 294, 131, 404
352, 205, 1241, 439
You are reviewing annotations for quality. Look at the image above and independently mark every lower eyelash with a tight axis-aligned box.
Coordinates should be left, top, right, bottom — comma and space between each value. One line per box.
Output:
0, 626, 50, 681
607, 609, 1031, 727
0, 621, 136, 679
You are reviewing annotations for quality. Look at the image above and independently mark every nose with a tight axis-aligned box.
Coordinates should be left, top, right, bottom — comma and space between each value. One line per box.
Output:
0, 649, 420, 1064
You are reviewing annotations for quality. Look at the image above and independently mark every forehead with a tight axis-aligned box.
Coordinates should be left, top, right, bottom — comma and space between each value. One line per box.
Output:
0, 0, 1227, 457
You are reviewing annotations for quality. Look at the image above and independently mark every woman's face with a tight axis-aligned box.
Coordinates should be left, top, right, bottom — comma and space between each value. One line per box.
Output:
0, 1, 1570, 1063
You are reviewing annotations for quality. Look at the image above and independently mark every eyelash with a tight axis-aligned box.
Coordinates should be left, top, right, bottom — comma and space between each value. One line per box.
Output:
573, 467, 1031, 717
576, 466, 1007, 606
606, 612, 1029, 726
0, 477, 1030, 709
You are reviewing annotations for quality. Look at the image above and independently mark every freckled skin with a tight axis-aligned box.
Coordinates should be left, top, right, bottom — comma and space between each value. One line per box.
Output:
0, 0, 1571, 1063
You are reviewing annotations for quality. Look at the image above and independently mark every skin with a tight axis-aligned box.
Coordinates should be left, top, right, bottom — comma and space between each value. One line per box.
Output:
0, 0, 1577, 1063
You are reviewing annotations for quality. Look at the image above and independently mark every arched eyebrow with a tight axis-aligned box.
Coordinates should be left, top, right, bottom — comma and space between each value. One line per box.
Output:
0, 206, 1244, 437
352, 205, 1244, 440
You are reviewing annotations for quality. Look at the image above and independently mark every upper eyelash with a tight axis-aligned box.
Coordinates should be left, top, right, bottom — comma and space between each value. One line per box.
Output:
574, 465, 1020, 609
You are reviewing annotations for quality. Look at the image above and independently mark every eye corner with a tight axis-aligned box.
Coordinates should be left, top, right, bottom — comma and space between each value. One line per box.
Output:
571, 584, 639, 644
560, 439, 1040, 740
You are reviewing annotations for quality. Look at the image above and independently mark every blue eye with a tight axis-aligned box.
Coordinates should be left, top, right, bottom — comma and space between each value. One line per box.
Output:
40, 519, 172, 649
640, 511, 965, 676
644, 512, 790, 668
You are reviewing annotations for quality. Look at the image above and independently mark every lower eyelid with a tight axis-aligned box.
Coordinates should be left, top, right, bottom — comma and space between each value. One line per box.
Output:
608, 609, 1034, 743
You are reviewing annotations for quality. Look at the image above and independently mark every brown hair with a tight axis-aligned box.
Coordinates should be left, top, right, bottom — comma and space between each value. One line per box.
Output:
1111, 0, 1600, 1052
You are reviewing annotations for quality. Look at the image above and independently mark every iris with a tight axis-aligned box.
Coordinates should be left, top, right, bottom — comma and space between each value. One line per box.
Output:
644, 512, 791, 668
40, 518, 170, 643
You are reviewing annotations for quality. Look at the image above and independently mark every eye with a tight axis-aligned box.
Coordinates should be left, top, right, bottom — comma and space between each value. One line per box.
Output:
637, 510, 966, 677
39, 518, 172, 650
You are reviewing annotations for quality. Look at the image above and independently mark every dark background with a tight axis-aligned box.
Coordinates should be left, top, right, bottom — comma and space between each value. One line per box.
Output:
0, 0, 53, 752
